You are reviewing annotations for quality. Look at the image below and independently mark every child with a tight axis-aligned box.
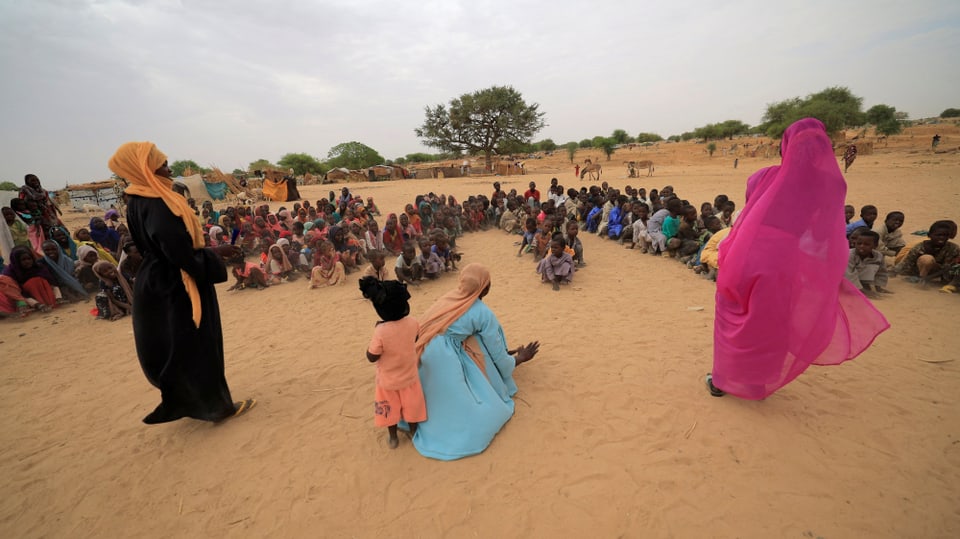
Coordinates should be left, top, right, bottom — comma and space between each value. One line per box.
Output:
359, 277, 425, 449
845, 230, 890, 298
517, 217, 537, 256
537, 236, 575, 291
629, 204, 652, 253
361, 250, 389, 281
894, 220, 960, 284
418, 238, 443, 280
309, 240, 346, 288
873, 211, 906, 257
229, 257, 269, 291
265, 244, 293, 284
563, 220, 585, 267
533, 223, 552, 262
846, 204, 878, 237
432, 232, 458, 271
395, 241, 423, 285
92, 261, 133, 321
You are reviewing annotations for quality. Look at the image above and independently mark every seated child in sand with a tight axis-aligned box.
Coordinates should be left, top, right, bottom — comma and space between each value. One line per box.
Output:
563, 220, 585, 267
360, 276, 426, 449
418, 238, 443, 280
432, 232, 458, 272
309, 240, 346, 288
361, 250, 389, 281
628, 203, 652, 252
229, 257, 269, 291
846, 204, 878, 237
895, 220, 960, 284
845, 230, 891, 298
265, 244, 294, 284
845, 204, 856, 225
395, 241, 423, 285
873, 211, 906, 257
537, 236, 575, 291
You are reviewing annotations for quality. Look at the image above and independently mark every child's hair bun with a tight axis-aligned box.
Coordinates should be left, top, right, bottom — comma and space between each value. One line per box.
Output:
359, 276, 387, 304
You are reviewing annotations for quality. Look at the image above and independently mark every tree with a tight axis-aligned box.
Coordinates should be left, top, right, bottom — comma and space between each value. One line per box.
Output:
706, 142, 717, 157
636, 132, 663, 143
231, 169, 245, 176
941, 108, 960, 118
278, 152, 327, 176
866, 104, 904, 136
596, 137, 616, 160
578, 139, 593, 148
760, 87, 865, 138
667, 135, 681, 142
415, 85, 546, 171
565, 142, 578, 162
0, 181, 18, 190
248, 159, 275, 171
718, 120, 750, 139
611, 129, 631, 144
536, 139, 557, 152
325, 142, 384, 170
170, 159, 205, 177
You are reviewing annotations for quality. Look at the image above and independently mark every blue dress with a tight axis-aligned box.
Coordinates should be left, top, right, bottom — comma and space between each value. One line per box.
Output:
412, 300, 517, 460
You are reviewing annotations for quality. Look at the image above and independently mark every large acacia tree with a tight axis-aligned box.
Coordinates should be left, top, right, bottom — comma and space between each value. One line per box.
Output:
415, 86, 546, 172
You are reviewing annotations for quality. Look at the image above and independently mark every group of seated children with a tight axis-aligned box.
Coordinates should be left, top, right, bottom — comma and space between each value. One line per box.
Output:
2, 203, 140, 320
217, 187, 494, 293
845, 204, 959, 295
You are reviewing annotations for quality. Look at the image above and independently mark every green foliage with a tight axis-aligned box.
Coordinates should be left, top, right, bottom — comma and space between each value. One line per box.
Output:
760, 86, 865, 138
248, 159, 275, 171
611, 129, 632, 144
170, 159, 208, 177
590, 135, 607, 148
666, 135, 681, 142
578, 139, 593, 148
394, 157, 407, 165
0, 181, 19, 191
866, 104, 904, 136
706, 142, 717, 156
596, 138, 616, 160
941, 108, 960, 118
687, 120, 750, 141
403, 152, 443, 163
535, 139, 557, 152
231, 169, 245, 176
635, 132, 663, 143
278, 153, 327, 176
325, 142, 384, 170
680, 131, 696, 141
415, 85, 546, 168
565, 142, 578, 162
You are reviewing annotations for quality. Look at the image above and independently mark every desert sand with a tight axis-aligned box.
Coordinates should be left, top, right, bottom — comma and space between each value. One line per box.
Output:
1, 125, 959, 538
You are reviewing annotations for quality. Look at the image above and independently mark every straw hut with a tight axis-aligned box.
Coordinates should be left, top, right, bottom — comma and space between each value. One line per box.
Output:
63, 180, 125, 210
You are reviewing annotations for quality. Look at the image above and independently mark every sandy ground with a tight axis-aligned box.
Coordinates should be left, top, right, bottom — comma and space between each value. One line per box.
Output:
2, 127, 959, 538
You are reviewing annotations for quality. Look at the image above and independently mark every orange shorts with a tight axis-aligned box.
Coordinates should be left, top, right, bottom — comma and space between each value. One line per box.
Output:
374, 379, 427, 427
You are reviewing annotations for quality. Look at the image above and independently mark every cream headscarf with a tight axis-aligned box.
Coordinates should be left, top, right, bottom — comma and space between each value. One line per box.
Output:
415, 263, 493, 376
108, 142, 205, 327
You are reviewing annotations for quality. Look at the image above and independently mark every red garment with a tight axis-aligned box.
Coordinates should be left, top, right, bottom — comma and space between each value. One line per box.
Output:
22, 276, 55, 306
523, 189, 541, 202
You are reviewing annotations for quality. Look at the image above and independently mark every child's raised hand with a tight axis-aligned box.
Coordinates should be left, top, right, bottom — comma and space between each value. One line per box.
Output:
514, 341, 541, 366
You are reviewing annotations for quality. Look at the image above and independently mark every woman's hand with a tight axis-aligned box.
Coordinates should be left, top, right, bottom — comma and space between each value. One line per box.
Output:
214, 245, 242, 259
513, 341, 540, 366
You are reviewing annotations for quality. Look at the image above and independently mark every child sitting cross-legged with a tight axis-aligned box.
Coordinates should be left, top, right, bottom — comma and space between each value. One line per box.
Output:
361, 250, 389, 281
845, 230, 891, 299
536, 235, 575, 291
359, 277, 426, 449
418, 237, 443, 280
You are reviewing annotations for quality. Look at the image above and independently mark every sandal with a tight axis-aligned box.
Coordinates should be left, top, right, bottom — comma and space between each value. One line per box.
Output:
232, 399, 257, 418
705, 374, 725, 397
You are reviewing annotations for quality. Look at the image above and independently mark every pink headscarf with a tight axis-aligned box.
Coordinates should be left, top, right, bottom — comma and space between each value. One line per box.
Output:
712, 118, 889, 399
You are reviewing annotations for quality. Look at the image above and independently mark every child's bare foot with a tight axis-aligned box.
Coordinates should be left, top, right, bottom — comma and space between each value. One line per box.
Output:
552, 281, 560, 291
388, 436, 399, 449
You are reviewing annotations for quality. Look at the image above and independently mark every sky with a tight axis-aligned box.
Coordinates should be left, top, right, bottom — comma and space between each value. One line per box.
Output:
1, 0, 958, 189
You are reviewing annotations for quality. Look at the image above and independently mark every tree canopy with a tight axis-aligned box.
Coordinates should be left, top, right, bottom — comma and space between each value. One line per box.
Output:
565, 142, 578, 162
596, 138, 616, 160
277, 153, 327, 176
635, 132, 663, 143
760, 86, 866, 137
415, 85, 546, 170
325, 142, 384, 170
248, 159, 276, 171
939, 108, 960, 118
170, 159, 207, 177
865, 104, 904, 136
0, 181, 19, 191
611, 129, 632, 144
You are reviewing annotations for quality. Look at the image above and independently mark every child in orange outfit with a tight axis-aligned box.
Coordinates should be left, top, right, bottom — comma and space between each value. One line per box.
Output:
359, 276, 426, 449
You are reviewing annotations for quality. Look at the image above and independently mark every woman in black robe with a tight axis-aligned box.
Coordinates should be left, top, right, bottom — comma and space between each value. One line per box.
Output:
109, 142, 255, 424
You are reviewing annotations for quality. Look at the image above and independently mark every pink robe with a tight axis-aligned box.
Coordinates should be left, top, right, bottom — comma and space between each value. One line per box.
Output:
712, 118, 889, 400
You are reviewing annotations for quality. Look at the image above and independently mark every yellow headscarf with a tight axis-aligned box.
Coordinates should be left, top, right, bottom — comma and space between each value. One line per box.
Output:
108, 142, 205, 327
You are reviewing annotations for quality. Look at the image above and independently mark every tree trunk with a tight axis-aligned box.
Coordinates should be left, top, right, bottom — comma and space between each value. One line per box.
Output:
485, 151, 493, 173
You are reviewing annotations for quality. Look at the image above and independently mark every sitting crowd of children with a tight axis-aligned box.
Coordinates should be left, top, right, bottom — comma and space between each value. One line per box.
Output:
212, 187, 497, 293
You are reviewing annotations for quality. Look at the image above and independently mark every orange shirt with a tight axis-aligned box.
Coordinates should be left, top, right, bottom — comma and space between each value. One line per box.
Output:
367, 317, 420, 390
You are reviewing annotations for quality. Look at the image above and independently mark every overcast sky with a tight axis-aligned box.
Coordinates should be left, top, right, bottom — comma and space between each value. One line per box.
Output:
1, 0, 957, 189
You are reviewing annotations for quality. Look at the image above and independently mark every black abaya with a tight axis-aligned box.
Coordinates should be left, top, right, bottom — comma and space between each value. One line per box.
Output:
126, 196, 234, 423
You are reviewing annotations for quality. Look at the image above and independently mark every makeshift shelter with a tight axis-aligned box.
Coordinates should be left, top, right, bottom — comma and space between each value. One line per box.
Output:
64, 180, 124, 210
175, 174, 221, 204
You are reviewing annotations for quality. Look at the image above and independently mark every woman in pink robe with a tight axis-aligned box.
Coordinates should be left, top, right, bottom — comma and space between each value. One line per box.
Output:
707, 118, 889, 400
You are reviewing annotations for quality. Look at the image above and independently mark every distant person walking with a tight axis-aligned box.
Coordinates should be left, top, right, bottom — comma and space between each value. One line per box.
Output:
932, 134, 941, 148
843, 143, 857, 173
574, 164, 580, 178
